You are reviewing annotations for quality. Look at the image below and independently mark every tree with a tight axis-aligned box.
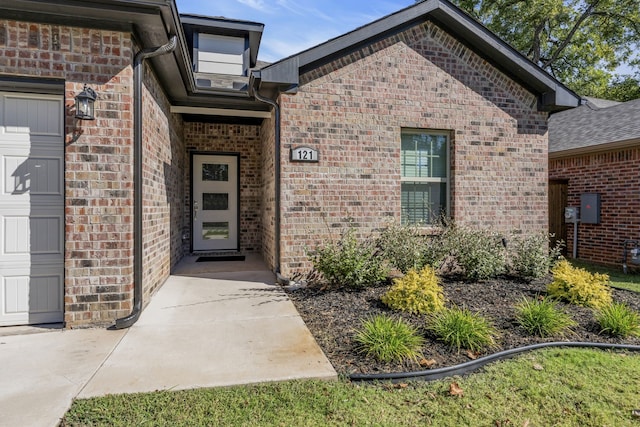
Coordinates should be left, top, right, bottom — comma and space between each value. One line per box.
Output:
594, 74, 640, 101
419, 0, 640, 99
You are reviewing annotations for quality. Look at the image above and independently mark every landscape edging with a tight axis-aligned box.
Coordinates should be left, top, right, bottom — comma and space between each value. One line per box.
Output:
349, 342, 640, 383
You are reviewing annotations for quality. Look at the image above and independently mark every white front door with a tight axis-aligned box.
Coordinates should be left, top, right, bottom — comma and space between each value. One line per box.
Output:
192, 154, 239, 251
0, 92, 64, 326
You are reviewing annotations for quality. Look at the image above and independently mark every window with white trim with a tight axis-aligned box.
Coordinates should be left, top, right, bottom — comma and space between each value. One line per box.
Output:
401, 130, 449, 225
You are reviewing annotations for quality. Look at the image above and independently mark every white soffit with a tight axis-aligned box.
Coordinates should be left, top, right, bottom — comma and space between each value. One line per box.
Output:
170, 105, 271, 118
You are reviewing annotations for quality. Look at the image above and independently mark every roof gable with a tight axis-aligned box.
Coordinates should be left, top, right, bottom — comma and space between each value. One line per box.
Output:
254, 0, 579, 112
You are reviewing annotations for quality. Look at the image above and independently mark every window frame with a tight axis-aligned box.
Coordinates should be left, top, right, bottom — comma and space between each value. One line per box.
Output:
194, 33, 247, 76
400, 129, 451, 225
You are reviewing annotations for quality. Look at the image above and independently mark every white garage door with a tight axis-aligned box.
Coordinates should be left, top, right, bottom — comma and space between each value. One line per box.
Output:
0, 92, 64, 326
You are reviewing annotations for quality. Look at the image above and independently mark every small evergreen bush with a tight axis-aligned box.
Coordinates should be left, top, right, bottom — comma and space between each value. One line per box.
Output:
509, 233, 563, 280
596, 302, 640, 338
443, 225, 507, 280
381, 266, 445, 314
514, 297, 576, 337
353, 315, 425, 363
308, 226, 388, 289
427, 307, 498, 353
377, 222, 446, 274
547, 260, 612, 309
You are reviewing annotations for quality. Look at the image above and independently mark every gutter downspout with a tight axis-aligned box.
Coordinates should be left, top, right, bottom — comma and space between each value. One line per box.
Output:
113, 35, 177, 329
251, 85, 282, 275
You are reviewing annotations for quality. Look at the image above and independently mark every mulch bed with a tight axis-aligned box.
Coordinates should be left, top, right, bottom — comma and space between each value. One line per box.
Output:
285, 276, 640, 375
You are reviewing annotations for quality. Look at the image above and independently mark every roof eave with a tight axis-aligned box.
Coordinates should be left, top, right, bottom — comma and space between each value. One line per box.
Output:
0, 0, 268, 112
0, 0, 191, 96
0, 0, 165, 33
549, 138, 640, 159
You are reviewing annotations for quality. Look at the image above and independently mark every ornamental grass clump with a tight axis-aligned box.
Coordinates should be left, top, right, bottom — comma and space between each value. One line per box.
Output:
515, 297, 576, 338
547, 260, 612, 309
381, 266, 445, 314
596, 302, 640, 338
353, 315, 425, 363
427, 307, 498, 353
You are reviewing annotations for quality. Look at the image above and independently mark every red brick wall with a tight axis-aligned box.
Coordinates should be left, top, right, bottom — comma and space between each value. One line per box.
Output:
549, 147, 640, 266
183, 122, 262, 253
260, 116, 277, 271
141, 64, 185, 299
0, 20, 135, 326
278, 21, 549, 276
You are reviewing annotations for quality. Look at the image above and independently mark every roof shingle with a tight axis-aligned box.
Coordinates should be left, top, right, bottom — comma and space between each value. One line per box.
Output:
549, 97, 640, 153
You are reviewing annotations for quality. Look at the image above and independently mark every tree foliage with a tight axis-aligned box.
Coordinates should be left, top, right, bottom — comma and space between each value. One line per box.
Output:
593, 74, 640, 101
420, 0, 640, 99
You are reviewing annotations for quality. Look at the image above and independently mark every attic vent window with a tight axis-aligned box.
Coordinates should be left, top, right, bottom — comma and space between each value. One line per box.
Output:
196, 33, 246, 76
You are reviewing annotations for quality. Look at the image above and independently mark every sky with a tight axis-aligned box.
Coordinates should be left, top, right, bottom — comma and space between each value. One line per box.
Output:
175, 0, 415, 63
175, 0, 636, 76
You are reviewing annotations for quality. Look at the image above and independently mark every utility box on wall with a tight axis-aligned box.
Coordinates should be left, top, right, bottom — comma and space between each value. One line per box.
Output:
580, 193, 601, 224
564, 207, 579, 223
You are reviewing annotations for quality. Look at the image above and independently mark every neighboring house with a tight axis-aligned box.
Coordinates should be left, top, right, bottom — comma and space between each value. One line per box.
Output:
0, 0, 578, 328
549, 97, 640, 267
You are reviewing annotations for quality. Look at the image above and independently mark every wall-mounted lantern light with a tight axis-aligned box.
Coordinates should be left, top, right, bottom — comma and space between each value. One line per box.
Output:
74, 84, 97, 120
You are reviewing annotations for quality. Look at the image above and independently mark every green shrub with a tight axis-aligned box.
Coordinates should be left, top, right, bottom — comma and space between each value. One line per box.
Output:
307, 226, 388, 289
377, 222, 446, 274
514, 297, 576, 337
442, 225, 507, 280
353, 315, 425, 363
509, 233, 563, 280
547, 260, 613, 309
427, 307, 498, 353
381, 266, 446, 314
596, 302, 640, 338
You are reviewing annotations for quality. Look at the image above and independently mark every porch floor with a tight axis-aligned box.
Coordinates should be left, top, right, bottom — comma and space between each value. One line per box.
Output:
171, 252, 269, 276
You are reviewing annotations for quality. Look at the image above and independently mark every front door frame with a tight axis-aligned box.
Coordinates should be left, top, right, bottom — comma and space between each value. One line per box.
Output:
190, 151, 241, 253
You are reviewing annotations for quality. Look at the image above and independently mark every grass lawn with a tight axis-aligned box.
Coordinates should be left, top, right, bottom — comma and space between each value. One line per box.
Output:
570, 259, 640, 293
62, 348, 640, 427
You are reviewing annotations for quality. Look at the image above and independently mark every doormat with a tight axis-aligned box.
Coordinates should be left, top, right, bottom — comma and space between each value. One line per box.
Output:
196, 255, 246, 262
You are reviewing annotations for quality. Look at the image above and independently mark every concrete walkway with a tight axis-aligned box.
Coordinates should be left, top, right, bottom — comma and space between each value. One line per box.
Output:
0, 256, 336, 427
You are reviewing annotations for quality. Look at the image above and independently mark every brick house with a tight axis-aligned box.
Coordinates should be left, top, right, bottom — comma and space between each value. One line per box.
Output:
549, 97, 640, 267
0, 0, 578, 328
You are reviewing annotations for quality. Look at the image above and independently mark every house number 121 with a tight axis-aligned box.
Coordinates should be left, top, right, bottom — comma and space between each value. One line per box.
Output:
291, 146, 319, 162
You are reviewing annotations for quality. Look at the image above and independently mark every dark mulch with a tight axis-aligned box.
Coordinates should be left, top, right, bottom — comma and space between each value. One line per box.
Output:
285, 276, 640, 376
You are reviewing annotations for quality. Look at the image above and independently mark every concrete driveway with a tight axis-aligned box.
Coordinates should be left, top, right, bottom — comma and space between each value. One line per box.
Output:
0, 256, 336, 427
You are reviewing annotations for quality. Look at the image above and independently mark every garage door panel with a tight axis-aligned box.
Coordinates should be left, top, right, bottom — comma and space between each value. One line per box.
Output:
1, 274, 62, 325
2, 96, 63, 136
3, 155, 62, 195
30, 216, 63, 254
2, 275, 29, 316
0, 92, 63, 326
3, 215, 62, 255
29, 275, 63, 313
3, 216, 29, 254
